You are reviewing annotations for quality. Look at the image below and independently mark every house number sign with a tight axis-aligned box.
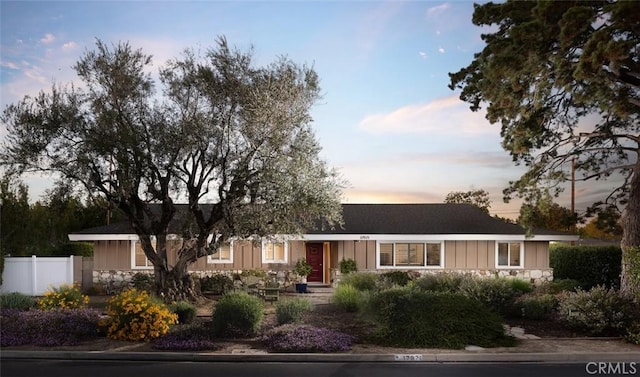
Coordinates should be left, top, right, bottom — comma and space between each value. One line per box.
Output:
394, 354, 424, 361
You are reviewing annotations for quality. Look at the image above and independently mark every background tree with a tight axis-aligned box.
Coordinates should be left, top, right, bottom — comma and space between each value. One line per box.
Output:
0, 38, 343, 301
444, 189, 492, 214
580, 206, 623, 241
517, 191, 578, 233
449, 1, 640, 295
0, 176, 32, 256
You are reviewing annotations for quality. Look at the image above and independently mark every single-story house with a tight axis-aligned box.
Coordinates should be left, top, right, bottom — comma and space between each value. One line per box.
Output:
68, 203, 578, 288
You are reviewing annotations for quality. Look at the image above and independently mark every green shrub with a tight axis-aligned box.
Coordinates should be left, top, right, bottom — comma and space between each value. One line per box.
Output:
339, 258, 358, 274
512, 294, 559, 320
379, 271, 412, 287
275, 297, 313, 325
51, 242, 94, 257
212, 292, 264, 337
200, 274, 234, 295
333, 284, 366, 312
131, 272, 155, 292
240, 269, 268, 279
413, 272, 473, 293
0, 292, 36, 310
625, 322, 640, 345
557, 286, 633, 336
459, 277, 521, 314
37, 284, 89, 310
507, 279, 533, 294
102, 288, 177, 341
536, 279, 582, 294
550, 245, 621, 289
170, 301, 197, 324
339, 272, 378, 291
369, 289, 515, 349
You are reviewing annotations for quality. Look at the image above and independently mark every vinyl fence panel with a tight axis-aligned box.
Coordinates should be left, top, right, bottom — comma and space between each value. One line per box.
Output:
1, 256, 75, 295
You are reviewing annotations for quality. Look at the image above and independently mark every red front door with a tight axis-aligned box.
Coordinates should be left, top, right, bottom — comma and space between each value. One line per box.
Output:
305, 243, 324, 283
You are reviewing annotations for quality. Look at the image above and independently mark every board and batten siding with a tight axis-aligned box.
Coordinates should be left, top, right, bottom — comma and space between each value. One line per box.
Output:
93, 240, 132, 270
524, 241, 549, 269
91, 238, 551, 272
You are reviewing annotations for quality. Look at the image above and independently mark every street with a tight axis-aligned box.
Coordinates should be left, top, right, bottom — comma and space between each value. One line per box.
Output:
0, 360, 608, 377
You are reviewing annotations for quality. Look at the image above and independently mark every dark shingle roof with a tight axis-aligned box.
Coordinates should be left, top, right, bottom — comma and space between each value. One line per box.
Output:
310, 203, 525, 235
73, 203, 535, 236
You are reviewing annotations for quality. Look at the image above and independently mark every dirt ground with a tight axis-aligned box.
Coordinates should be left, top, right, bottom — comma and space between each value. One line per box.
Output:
3, 296, 640, 355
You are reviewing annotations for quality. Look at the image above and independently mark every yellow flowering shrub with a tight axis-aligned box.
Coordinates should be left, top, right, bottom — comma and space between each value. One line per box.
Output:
101, 288, 177, 341
37, 284, 89, 310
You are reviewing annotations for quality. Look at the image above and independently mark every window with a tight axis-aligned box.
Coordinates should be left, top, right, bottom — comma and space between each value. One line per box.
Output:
132, 238, 155, 269
262, 240, 288, 263
378, 241, 443, 268
496, 242, 523, 268
207, 241, 233, 264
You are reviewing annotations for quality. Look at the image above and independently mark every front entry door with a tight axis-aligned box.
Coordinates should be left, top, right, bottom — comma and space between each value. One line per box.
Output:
305, 243, 324, 283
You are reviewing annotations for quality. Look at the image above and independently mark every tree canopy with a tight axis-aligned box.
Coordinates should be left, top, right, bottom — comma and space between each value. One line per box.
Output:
449, 1, 639, 294
444, 189, 492, 214
0, 37, 344, 300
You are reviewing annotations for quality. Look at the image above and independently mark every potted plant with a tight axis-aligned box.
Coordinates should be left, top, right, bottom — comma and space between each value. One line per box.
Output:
294, 258, 313, 293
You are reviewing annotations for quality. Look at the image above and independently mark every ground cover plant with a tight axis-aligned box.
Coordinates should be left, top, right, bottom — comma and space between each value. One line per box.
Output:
262, 324, 355, 352
0, 308, 101, 346
153, 324, 220, 351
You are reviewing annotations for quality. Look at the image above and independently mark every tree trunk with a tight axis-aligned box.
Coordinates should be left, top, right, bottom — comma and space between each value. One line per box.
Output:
154, 264, 199, 303
620, 166, 640, 297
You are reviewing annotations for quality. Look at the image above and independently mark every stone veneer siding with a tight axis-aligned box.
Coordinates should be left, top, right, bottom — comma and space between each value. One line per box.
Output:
330, 268, 553, 287
93, 269, 301, 294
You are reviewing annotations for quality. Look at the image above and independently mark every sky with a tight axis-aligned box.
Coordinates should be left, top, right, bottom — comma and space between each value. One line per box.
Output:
0, 0, 609, 219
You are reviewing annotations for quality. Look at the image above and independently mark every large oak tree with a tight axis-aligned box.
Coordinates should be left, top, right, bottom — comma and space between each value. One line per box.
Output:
449, 1, 639, 295
1, 38, 343, 301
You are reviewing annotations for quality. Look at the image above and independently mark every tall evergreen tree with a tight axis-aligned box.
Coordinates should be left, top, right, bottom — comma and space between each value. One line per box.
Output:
449, 1, 639, 294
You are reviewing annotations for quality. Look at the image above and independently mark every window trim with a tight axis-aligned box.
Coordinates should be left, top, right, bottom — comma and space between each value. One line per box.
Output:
495, 241, 524, 269
376, 241, 444, 269
261, 239, 288, 264
207, 240, 234, 264
131, 236, 155, 270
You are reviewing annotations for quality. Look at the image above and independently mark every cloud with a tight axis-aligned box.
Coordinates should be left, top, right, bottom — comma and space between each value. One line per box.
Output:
438, 47, 445, 54
40, 33, 56, 44
418, 51, 427, 59
359, 95, 495, 136
62, 41, 78, 51
426, 3, 450, 17
1, 61, 20, 70
344, 189, 443, 204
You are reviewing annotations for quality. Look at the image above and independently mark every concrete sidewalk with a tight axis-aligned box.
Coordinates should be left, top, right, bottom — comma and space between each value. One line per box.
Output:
1, 350, 639, 363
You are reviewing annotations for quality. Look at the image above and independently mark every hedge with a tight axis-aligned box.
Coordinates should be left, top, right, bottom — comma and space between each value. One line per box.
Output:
550, 245, 621, 289
51, 242, 94, 257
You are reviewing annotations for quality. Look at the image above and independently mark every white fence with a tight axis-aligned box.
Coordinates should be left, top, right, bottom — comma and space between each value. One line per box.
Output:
1, 256, 75, 296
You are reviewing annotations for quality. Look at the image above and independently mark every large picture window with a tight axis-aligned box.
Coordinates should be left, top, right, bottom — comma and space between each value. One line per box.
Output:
262, 240, 288, 264
207, 241, 233, 264
378, 241, 443, 268
496, 242, 523, 268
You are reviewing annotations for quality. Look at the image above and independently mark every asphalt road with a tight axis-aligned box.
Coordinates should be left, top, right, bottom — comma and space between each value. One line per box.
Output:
0, 360, 618, 377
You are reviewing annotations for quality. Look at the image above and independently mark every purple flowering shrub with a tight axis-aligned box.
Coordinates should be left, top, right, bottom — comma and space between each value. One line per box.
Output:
153, 324, 220, 351
1, 308, 101, 347
262, 325, 356, 353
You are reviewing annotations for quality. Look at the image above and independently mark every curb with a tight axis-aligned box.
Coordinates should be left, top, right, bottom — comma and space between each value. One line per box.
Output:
2, 351, 639, 363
